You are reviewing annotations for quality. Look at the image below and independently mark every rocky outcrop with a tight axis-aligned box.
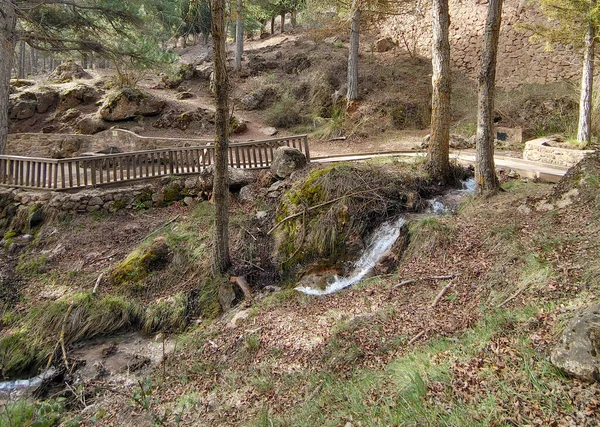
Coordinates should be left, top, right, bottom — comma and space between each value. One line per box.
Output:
282, 54, 311, 74
100, 88, 165, 121
59, 84, 102, 110
76, 116, 108, 135
240, 87, 277, 111
551, 304, 600, 382
271, 146, 307, 178
35, 89, 59, 113
48, 60, 92, 83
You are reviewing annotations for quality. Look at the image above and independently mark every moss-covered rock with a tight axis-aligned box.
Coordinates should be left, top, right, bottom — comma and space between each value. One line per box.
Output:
100, 88, 165, 121
274, 163, 427, 275
111, 237, 173, 286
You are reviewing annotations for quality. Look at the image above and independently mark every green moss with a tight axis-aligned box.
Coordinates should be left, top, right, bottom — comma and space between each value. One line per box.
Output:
162, 182, 182, 203
0, 332, 42, 379
111, 200, 127, 211
111, 238, 171, 287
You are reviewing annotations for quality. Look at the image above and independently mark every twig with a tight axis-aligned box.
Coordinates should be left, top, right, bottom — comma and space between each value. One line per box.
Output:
267, 189, 377, 235
242, 259, 265, 271
46, 301, 74, 370
60, 302, 74, 371
392, 274, 459, 289
408, 330, 425, 345
91, 252, 117, 264
240, 226, 257, 241
92, 272, 104, 294
497, 286, 527, 308
305, 381, 324, 402
140, 215, 181, 242
430, 281, 454, 308
327, 136, 347, 141
392, 279, 416, 289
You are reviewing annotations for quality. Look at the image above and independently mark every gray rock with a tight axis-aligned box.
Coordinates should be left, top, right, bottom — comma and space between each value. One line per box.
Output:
35, 89, 59, 113
267, 180, 287, 193
100, 88, 165, 122
240, 87, 277, 111
9, 100, 36, 120
256, 211, 268, 219
218, 282, 236, 312
198, 166, 259, 191
238, 185, 255, 204
88, 197, 104, 206
176, 91, 194, 100
282, 54, 311, 74
76, 116, 107, 135
551, 304, 600, 382
48, 60, 92, 83
260, 127, 278, 136
58, 84, 101, 109
271, 146, 307, 178
183, 196, 195, 206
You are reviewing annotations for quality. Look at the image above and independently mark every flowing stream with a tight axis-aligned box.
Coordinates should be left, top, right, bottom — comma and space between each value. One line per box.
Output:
296, 217, 407, 296
296, 178, 476, 296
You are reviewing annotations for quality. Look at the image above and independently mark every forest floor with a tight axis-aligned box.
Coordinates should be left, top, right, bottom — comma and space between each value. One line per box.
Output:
2, 28, 599, 427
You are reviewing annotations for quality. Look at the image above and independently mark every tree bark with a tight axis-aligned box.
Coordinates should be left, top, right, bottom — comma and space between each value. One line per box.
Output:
19, 39, 25, 79
427, 0, 451, 181
577, 2, 595, 144
347, 5, 361, 105
211, 0, 232, 274
271, 16, 275, 34
0, 0, 17, 154
280, 12, 286, 33
475, 0, 502, 196
291, 10, 297, 29
234, 0, 243, 71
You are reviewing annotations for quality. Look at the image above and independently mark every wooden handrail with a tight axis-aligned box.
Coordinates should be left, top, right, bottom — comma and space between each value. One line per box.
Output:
0, 135, 309, 191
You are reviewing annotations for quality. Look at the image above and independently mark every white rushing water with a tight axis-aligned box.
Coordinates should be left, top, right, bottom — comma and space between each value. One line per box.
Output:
296, 217, 407, 296
427, 177, 476, 214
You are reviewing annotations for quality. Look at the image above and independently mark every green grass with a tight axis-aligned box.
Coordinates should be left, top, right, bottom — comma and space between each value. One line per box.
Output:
249, 305, 573, 427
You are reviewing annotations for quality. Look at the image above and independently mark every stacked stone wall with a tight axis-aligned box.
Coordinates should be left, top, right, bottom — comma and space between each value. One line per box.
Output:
383, 0, 582, 88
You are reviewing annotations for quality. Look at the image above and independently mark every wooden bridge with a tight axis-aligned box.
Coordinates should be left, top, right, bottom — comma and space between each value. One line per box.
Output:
0, 135, 309, 191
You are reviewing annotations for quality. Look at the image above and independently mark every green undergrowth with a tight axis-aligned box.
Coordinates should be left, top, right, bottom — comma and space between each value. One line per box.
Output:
251, 304, 574, 427
274, 161, 431, 274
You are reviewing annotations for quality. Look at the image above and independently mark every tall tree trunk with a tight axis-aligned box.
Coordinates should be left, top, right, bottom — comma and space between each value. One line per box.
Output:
427, 0, 451, 181
475, 0, 503, 196
291, 10, 297, 29
234, 0, 243, 71
280, 12, 285, 33
271, 16, 275, 34
211, 0, 232, 274
346, 5, 361, 104
0, 1, 17, 154
577, 3, 595, 144
18, 39, 25, 79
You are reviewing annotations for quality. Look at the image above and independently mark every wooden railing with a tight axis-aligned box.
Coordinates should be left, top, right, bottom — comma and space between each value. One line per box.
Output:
0, 135, 309, 191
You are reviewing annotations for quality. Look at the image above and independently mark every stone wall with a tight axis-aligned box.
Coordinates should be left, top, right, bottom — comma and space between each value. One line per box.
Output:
383, 0, 581, 89
6, 129, 214, 158
523, 137, 595, 167
0, 176, 206, 225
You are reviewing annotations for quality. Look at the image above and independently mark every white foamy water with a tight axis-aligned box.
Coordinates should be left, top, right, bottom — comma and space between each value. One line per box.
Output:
296, 217, 407, 296
426, 177, 476, 214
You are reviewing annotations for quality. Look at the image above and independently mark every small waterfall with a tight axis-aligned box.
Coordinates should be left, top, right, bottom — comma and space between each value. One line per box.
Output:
296, 217, 407, 296
426, 178, 476, 214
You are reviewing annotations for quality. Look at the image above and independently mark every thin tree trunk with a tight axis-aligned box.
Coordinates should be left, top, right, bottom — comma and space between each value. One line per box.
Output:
211, 0, 232, 274
291, 10, 297, 29
0, 1, 17, 154
577, 3, 595, 144
427, 0, 451, 181
18, 39, 25, 79
234, 0, 243, 71
280, 12, 285, 33
271, 16, 275, 34
475, 0, 503, 196
346, 5, 361, 104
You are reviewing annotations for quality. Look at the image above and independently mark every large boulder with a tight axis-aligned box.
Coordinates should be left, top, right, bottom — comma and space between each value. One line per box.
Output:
48, 60, 92, 83
240, 87, 277, 111
59, 84, 102, 109
35, 88, 59, 113
271, 146, 307, 179
100, 88, 165, 122
9, 99, 37, 120
551, 304, 600, 382
198, 166, 259, 191
76, 116, 108, 135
